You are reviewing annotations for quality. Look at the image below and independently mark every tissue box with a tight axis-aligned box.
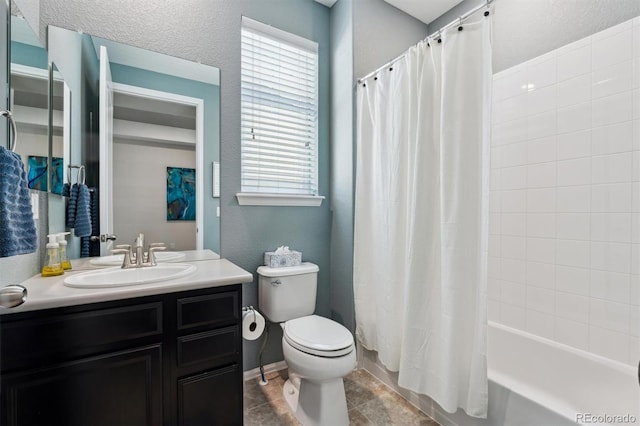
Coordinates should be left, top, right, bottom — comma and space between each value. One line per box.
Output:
264, 250, 302, 268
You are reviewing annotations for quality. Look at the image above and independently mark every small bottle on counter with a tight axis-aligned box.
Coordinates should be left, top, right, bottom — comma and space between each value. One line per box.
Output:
57, 232, 72, 270
42, 234, 64, 277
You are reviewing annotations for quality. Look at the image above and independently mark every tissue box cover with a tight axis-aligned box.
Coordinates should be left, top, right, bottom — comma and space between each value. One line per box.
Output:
264, 251, 302, 268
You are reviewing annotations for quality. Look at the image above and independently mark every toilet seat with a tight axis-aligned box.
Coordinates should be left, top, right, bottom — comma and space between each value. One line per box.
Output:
284, 315, 354, 358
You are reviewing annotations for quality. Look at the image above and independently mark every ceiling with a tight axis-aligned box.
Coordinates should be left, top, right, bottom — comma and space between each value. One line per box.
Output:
312, 0, 466, 25
383, 0, 465, 24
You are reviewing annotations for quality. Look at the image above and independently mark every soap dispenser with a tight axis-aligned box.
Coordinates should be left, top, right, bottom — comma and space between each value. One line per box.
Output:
57, 232, 72, 270
42, 234, 64, 277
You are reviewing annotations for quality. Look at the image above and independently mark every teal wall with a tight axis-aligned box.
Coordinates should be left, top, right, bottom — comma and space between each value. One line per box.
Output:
109, 63, 221, 253
10, 41, 47, 69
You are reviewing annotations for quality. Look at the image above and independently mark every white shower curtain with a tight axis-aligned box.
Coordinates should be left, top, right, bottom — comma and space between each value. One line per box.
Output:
354, 14, 492, 418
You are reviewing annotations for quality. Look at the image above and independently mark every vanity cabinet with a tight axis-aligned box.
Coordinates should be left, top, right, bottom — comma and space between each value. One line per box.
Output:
0, 285, 243, 426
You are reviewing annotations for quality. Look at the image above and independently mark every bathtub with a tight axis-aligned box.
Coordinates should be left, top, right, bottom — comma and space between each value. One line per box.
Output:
484, 322, 639, 426
362, 322, 639, 426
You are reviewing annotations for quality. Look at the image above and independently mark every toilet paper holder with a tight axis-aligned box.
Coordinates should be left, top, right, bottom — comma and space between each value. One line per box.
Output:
243, 306, 258, 332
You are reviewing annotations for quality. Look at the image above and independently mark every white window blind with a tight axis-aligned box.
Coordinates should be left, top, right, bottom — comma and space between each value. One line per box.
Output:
241, 17, 319, 196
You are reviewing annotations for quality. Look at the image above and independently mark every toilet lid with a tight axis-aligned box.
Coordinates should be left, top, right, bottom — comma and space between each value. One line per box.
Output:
284, 315, 354, 357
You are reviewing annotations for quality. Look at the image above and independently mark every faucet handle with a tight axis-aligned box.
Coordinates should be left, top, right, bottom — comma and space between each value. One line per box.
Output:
111, 248, 132, 269
147, 244, 166, 266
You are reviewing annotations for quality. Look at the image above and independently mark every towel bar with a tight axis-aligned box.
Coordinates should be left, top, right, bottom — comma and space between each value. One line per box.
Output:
0, 110, 17, 152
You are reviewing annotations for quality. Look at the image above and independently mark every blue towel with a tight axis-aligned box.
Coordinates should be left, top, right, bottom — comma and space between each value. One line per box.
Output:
67, 183, 78, 228
0, 146, 37, 257
74, 183, 92, 237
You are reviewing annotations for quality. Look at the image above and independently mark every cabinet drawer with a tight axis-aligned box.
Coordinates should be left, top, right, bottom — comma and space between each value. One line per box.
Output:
1, 302, 162, 371
177, 326, 239, 368
177, 291, 239, 332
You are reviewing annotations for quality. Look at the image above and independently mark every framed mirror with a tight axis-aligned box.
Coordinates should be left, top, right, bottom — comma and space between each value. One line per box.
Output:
47, 26, 221, 259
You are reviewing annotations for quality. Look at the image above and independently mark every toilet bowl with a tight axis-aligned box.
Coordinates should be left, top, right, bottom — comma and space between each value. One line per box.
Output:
257, 263, 356, 426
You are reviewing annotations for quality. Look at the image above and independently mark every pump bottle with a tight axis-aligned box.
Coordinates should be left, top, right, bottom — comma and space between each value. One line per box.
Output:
57, 232, 72, 270
42, 234, 64, 277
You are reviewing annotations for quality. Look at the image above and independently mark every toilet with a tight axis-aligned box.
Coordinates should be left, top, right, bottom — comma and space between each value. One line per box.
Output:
258, 262, 356, 426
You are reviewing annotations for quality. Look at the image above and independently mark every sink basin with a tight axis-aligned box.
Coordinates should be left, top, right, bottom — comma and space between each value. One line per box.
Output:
64, 263, 197, 288
89, 251, 186, 266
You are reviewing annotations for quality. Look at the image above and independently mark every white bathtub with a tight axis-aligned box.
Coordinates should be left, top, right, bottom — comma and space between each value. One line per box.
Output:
485, 322, 639, 426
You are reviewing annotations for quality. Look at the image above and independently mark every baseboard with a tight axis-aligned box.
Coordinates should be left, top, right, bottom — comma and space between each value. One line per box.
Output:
243, 360, 288, 381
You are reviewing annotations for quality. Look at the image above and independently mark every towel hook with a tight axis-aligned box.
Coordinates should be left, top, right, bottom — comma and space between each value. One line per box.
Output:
79, 165, 85, 185
0, 110, 17, 152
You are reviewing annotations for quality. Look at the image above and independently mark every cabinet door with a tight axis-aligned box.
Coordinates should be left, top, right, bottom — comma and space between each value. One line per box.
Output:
177, 364, 241, 426
1, 345, 162, 426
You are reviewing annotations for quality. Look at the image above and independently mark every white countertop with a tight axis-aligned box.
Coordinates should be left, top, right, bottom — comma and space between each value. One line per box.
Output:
2, 251, 253, 315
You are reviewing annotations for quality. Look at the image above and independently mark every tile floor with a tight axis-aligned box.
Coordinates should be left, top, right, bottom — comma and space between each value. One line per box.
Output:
244, 369, 440, 425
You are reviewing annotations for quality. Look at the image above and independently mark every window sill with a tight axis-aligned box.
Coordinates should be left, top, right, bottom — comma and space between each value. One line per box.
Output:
236, 193, 325, 207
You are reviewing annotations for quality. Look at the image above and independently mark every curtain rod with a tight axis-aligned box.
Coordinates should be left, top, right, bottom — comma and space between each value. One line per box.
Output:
357, 0, 495, 84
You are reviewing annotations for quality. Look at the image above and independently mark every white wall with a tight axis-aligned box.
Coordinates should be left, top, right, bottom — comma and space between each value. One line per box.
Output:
488, 17, 640, 366
112, 140, 196, 251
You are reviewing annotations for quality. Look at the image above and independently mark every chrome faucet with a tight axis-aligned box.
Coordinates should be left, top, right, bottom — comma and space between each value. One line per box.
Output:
111, 233, 166, 268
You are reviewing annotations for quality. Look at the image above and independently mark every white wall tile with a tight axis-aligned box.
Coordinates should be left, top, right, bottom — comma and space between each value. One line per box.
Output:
490, 190, 501, 212
489, 234, 501, 257
634, 88, 640, 119
592, 20, 632, 43
488, 256, 501, 279
490, 212, 501, 235
591, 28, 633, 70
633, 151, 640, 181
500, 142, 528, 167
526, 286, 555, 315
498, 67, 528, 100
634, 183, 640, 212
557, 74, 591, 108
591, 121, 633, 155
556, 292, 589, 323
628, 336, 639, 366
632, 244, 640, 275
557, 43, 591, 82
501, 213, 526, 236
555, 318, 589, 350
557, 185, 591, 212
501, 236, 526, 260
526, 309, 555, 339
527, 163, 556, 188
591, 213, 632, 243
632, 213, 640, 243
556, 265, 590, 296
527, 57, 557, 89
634, 18, 640, 57
633, 57, 640, 88
495, 93, 528, 123
501, 281, 526, 306
556, 213, 591, 240
527, 85, 557, 115
630, 306, 640, 337
591, 241, 632, 274
527, 136, 556, 164
527, 213, 555, 238
527, 188, 556, 213
557, 102, 591, 134
591, 183, 633, 212
488, 299, 500, 321
527, 110, 557, 140
633, 120, 640, 150
501, 166, 528, 190
491, 169, 501, 191
556, 35, 590, 56
502, 189, 527, 213
591, 60, 633, 100
501, 303, 526, 329
591, 152, 633, 184
557, 158, 591, 186
557, 239, 591, 269
590, 298, 630, 333
590, 270, 631, 304
526, 237, 556, 264
589, 325, 630, 363
488, 278, 501, 301
501, 258, 526, 284
557, 129, 592, 160
592, 91, 633, 127
493, 118, 528, 146
526, 261, 555, 289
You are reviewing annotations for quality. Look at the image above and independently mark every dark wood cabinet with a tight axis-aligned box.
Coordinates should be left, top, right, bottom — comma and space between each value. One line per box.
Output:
0, 285, 243, 426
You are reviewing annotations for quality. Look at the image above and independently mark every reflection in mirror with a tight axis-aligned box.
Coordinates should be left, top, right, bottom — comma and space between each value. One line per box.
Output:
47, 26, 221, 259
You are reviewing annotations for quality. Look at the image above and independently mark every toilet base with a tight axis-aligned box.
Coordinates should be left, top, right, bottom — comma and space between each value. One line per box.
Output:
283, 374, 349, 426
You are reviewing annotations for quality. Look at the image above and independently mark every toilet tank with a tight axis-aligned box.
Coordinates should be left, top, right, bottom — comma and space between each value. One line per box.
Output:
257, 262, 319, 323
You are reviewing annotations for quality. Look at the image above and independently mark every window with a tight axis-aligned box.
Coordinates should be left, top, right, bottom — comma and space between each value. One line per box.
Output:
239, 17, 322, 206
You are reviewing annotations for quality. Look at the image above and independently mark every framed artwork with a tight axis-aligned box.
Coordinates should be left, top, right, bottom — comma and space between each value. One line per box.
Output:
28, 156, 64, 194
167, 166, 196, 221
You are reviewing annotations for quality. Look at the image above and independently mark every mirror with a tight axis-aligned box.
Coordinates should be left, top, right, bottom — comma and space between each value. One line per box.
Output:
45, 26, 220, 259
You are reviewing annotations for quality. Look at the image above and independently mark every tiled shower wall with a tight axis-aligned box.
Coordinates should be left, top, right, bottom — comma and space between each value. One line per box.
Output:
489, 17, 640, 366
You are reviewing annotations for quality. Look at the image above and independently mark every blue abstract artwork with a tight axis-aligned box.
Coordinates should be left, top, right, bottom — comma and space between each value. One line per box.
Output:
167, 167, 196, 221
27, 156, 48, 192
